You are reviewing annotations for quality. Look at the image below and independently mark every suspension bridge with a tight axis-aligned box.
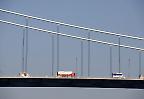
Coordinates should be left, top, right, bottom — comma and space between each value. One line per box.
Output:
0, 8, 144, 89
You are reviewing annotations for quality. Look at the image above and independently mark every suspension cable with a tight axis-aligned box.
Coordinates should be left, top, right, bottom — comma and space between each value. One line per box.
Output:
0, 8, 144, 40
0, 19, 144, 52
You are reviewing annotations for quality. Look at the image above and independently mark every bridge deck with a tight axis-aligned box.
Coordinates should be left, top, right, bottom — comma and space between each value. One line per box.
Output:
0, 77, 144, 89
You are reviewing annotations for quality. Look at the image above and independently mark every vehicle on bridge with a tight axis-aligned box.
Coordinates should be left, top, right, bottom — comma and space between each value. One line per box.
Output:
112, 73, 125, 79
139, 75, 144, 80
56, 71, 76, 78
18, 72, 30, 78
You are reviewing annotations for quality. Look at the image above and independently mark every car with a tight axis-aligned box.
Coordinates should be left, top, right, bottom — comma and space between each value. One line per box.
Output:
112, 73, 125, 79
139, 75, 144, 80
18, 72, 30, 78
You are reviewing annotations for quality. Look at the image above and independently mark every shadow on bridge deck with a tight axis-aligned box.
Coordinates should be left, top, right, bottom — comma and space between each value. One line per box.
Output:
0, 77, 144, 89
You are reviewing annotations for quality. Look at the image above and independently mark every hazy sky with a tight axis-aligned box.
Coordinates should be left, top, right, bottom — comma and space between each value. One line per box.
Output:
0, 0, 144, 99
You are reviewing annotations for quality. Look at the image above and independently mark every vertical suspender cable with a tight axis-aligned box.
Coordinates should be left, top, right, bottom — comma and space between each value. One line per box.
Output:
110, 45, 112, 77
76, 57, 78, 77
22, 29, 25, 72
52, 34, 54, 76
88, 32, 90, 77
118, 36, 121, 73
139, 51, 141, 77
56, 24, 60, 72
128, 57, 131, 78
81, 41, 83, 76
25, 17, 29, 73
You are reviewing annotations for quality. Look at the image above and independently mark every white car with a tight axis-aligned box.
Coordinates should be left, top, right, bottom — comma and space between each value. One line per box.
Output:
139, 75, 144, 80
18, 72, 30, 78
112, 73, 125, 79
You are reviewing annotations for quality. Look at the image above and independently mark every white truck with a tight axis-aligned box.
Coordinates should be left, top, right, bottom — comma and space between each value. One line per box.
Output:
56, 71, 76, 78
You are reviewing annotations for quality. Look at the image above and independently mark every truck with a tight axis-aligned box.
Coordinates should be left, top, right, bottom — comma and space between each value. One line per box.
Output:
56, 71, 76, 78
